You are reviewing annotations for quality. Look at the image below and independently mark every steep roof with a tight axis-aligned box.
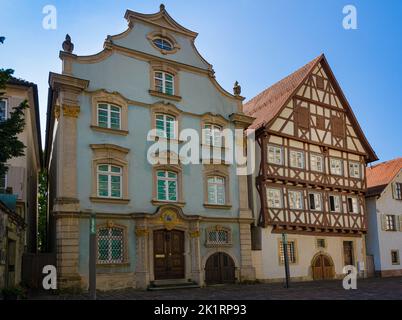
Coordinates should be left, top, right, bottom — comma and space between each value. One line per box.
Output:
244, 54, 378, 163
366, 158, 402, 196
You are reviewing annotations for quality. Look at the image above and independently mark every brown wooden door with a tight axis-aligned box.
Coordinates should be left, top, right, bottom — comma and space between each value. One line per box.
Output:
312, 254, 334, 280
154, 230, 185, 280
205, 252, 235, 285
343, 241, 354, 266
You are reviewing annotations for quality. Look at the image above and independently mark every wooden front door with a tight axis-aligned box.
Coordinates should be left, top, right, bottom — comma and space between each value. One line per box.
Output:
312, 254, 335, 280
343, 241, 354, 266
154, 230, 185, 280
205, 252, 235, 285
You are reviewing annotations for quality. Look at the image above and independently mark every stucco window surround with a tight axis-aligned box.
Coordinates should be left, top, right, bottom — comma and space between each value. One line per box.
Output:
90, 144, 130, 204
149, 62, 181, 101
146, 30, 181, 55
203, 164, 231, 210
151, 164, 185, 207
96, 221, 129, 267
205, 225, 233, 248
150, 102, 183, 142
90, 91, 129, 135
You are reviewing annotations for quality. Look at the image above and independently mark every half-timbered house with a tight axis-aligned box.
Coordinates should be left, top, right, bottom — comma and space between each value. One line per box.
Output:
245, 54, 378, 281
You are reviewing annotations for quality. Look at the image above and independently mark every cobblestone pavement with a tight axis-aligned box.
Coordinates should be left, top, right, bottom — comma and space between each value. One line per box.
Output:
29, 277, 402, 300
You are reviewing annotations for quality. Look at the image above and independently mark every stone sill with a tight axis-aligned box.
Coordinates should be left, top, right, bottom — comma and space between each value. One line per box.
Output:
203, 204, 232, 210
90, 197, 130, 205
149, 90, 182, 102
90, 125, 129, 136
151, 199, 186, 207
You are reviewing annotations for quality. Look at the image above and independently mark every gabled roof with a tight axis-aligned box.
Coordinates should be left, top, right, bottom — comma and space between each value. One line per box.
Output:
125, 4, 198, 38
366, 158, 402, 197
244, 54, 378, 163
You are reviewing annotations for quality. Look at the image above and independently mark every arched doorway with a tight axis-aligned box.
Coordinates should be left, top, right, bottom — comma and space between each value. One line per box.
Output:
205, 252, 235, 285
154, 229, 185, 280
311, 254, 335, 280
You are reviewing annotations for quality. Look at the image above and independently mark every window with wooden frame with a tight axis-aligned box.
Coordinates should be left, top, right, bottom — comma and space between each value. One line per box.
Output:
329, 195, 342, 213
391, 250, 400, 265
153, 37, 173, 51
309, 192, 323, 211
267, 145, 283, 165
316, 76, 325, 90
205, 226, 232, 247
207, 176, 226, 205
347, 197, 359, 214
288, 190, 304, 210
349, 162, 361, 179
203, 165, 231, 209
204, 124, 223, 148
296, 106, 310, 129
0, 99, 7, 122
331, 115, 345, 138
154, 71, 174, 96
97, 164, 122, 199
289, 150, 304, 169
157, 170, 178, 202
279, 240, 297, 264
97, 103, 121, 130
155, 113, 176, 139
330, 158, 343, 176
97, 225, 127, 265
393, 183, 402, 200
266, 188, 283, 209
310, 154, 324, 172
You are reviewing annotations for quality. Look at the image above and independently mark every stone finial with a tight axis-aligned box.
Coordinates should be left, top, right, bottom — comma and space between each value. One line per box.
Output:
62, 34, 74, 53
160, 4, 165, 11
233, 81, 241, 96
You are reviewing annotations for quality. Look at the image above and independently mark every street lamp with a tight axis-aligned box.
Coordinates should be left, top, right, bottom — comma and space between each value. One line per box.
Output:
282, 232, 290, 288
89, 211, 97, 300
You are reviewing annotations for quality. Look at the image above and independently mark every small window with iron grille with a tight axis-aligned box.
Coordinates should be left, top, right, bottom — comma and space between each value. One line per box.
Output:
205, 226, 232, 247
97, 226, 126, 264
317, 239, 326, 249
279, 240, 297, 264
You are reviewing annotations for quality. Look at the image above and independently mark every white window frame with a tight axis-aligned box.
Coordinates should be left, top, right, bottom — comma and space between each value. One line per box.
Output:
329, 195, 341, 213
288, 190, 304, 210
349, 162, 361, 179
330, 158, 343, 176
289, 150, 304, 169
266, 188, 283, 209
97, 103, 121, 130
0, 99, 7, 122
155, 113, 176, 139
157, 170, 178, 202
204, 124, 223, 148
267, 145, 283, 165
97, 164, 123, 199
153, 37, 173, 51
347, 196, 359, 214
309, 192, 323, 211
310, 154, 324, 172
154, 71, 174, 95
207, 176, 226, 205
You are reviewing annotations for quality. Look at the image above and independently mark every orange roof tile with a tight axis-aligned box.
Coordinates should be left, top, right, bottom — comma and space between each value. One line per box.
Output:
366, 158, 402, 193
244, 55, 322, 130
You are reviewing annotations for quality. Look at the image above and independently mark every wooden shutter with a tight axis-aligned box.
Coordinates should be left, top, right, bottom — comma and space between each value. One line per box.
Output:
316, 76, 325, 90
296, 107, 310, 129
380, 214, 387, 231
331, 116, 345, 138
392, 183, 396, 199
316, 115, 325, 130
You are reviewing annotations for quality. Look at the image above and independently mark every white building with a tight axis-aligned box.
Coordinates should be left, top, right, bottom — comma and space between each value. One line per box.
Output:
366, 158, 402, 277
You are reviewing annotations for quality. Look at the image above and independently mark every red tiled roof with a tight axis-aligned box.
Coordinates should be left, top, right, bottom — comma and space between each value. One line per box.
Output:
366, 158, 402, 195
244, 54, 322, 130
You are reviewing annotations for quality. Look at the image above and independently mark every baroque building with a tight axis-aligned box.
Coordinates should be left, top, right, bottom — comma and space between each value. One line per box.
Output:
245, 54, 378, 281
0, 77, 42, 288
366, 158, 402, 277
45, 5, 255, 290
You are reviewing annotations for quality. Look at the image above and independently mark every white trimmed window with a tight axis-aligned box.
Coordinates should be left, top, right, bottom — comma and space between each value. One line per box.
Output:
207, 176, 225, 205
0, 173, 6, 193
97, 226, 125, 264
288, 190, 304, 210
310, 154, 324, 172
267, 145, 283, 165
156, 114, 176, 139
329, 195, 341, 212
279, 241, 296, 264
157, 170, 178, 202
309, 193, 322, 211
154, 71, 174, 95
266, 188, 282, 208
97, 165, 122, 199
97, 103, 121, 130
0, 99, 7, 122
347, 197, 359, 214
349, 162, 361, 178
330, 158, 343, 176
204, 124, 222, 148
290, 150, 304, 169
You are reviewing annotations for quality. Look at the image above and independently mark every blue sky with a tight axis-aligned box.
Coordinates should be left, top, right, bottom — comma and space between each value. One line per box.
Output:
1, 0, 401, 163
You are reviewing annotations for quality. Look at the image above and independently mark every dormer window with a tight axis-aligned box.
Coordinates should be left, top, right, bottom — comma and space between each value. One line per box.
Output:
153, 38, 173, 51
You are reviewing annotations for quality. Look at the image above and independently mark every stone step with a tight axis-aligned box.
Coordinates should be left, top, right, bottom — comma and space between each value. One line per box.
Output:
148, 279, 200, 291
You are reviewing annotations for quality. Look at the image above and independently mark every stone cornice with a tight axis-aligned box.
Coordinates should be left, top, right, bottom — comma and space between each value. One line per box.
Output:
229, 113, 256, 128
49, 72, 89, 92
